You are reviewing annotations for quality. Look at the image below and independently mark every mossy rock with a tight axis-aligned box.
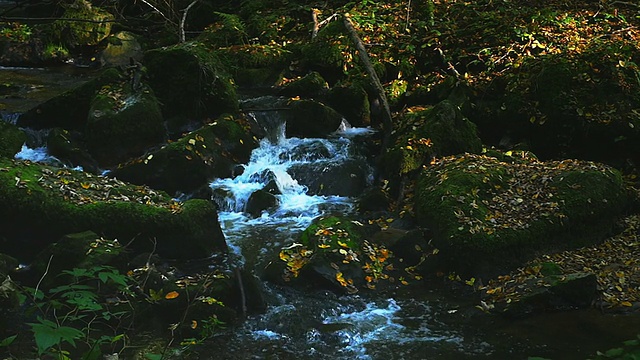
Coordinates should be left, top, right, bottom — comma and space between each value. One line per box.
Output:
278, 71, 328, 98
0, 158, 226, 260
85, 80, 165, 166
110, 115, 258, 195
325, 84, 371, 128
99, 31, 144, 67
0, 121, 26, 158
414, 152, 629, 277
268, 216, 404, 294
51, 0, 114, 47
17, 68, 121, 130
144, 42, 239, 122
284, 99, 343, 138
382, 100, 483, 178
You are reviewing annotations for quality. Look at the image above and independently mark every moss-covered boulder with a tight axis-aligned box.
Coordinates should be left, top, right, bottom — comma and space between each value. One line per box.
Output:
17, 68, 121, 130
144, 42, 239, 123
382, 100, 483, 179
284, 99, 344, 138
325, 84, 371, 128
415, 152, 630, 278
110, 115, 258, 196
0, 122, 26, 158
214, 44, 290, 88
99, 31, 144, 67
85, 80, 165, 166
278, 71, 328, 98
0, 158, 225, 260
51, 0, 114, 47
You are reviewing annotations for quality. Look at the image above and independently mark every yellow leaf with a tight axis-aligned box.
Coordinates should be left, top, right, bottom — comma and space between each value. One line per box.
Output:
81, 182, 91, 189
620, 301, 633, 307
188, 138, 196, 145
191, 320, 198, 329
165, 291, 180, 299
318, 244, 331, 249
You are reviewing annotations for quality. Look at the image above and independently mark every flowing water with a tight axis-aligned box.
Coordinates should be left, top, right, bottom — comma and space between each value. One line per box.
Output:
7, 87, 640, 359
202, 109, 640, 360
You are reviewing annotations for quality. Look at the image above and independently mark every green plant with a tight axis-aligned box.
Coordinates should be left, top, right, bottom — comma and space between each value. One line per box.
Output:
0, 22, 32, 42
43, 43, 70, 60
13, 264, 135, 359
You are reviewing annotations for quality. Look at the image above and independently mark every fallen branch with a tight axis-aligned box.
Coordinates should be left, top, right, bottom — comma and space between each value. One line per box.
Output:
311, 9, 339, 39
342, 14, 393, 148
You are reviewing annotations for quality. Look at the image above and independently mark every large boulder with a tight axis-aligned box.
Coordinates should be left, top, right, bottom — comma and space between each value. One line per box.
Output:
415, 152, 630, 278
110, 115, 258, 196
84, 80, 165, 166
46, 128, 100, 173
144, 42, 239, 125
382, 100, 483, 179
0, 158, 226, 260
288, 158, 370, 197
99, 31, 144, 67
284, 99, 344, 138
278, 71, 329, 98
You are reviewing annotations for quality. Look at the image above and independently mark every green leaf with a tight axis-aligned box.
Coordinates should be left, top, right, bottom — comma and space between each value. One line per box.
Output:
604, 347, 624, 357
29, 319, 83, 354
0, 334, 17, 347
145, 353, 163, 360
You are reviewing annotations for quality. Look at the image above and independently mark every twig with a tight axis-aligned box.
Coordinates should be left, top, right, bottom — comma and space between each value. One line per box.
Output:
179, 0, 199, 43
140, 0, 176, 26
0, 16, 118, 23
34, 255, 53, 298
405, 0, 412, 31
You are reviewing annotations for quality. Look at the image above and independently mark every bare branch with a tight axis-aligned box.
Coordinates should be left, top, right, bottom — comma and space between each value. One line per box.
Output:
179, 0, 199, 43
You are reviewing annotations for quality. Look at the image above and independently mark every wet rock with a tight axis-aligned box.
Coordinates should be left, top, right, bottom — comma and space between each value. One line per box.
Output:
284, 100, 343, 138
0, 121, 26, 158
245, 189, 278, 217
325, 84, 371, 128
84, 80, 165, 166
110, 115, 258, 196
281, 141, 331, 162
288, 158, 369, 197
47, 128, 99, 173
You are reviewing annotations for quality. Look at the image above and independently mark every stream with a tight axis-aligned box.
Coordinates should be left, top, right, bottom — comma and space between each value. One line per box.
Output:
5, 68, 640, 359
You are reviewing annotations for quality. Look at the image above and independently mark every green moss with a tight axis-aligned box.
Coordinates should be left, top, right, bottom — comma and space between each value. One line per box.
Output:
85, 81, 165, 165
415, 153, 629, 276
0, 158, 224, 259
144, 42, 239, 121
111, 115, 258, 195
299, 216, 362, 250
0, 122, 26, 158
383, 100, 482, 177
51, 0, 114, 47
279, 71, 328, 97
